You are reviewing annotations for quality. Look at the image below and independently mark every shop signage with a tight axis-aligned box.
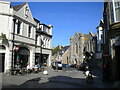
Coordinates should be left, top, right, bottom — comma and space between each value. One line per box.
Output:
15, 46, 19, 51
103, 53, 109, 58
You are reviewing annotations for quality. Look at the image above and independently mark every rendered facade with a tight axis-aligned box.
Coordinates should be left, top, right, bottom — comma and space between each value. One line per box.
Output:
0, 1, 53, 73
103, 0, 120, 81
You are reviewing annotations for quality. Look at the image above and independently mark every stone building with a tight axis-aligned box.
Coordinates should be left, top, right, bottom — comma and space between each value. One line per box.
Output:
84, 31, 97, 56
84, 31, 97, 67
69, 32, 88, 65
103, 0, 120, 81
52, 45, 70, 64
0, 1, 53, 73
61, 46, 70, 64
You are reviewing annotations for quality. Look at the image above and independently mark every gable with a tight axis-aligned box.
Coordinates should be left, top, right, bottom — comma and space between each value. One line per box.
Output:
13, 3, 36, 25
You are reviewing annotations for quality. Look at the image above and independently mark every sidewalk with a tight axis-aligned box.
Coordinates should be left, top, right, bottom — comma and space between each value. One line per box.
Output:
0, 73, 2, 89
91, 68, 113, 88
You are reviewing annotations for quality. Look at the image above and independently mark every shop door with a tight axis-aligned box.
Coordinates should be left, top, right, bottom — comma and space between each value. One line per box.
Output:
115, 45, 120, 80
0, 53, 5, 72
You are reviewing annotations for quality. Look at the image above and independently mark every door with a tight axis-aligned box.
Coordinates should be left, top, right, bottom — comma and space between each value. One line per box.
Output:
0, 53, 5, 72
115, 45, 120, 80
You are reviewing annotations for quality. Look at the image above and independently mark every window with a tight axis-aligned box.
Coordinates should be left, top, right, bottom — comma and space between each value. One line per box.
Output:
36, 35, 38, 45
0, 45, 6, 49
110, 2, 114, 23
17, 21, 21, 34
28, 26, 31, 37
43, 26, 46, 32
115, 1, 120, 21
76, 43, 78, 54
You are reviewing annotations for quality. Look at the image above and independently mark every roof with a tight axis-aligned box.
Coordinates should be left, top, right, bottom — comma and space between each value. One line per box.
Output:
93, 33, 97, 37
62, 45, 70, 52
40, 23, 51, 29
34, 18, 40, 23
12, 2, 27, 11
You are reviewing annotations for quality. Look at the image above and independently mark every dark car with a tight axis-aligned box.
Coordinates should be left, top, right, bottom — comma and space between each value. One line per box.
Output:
70, 64, 78, 68
78, 62, 89, 71
62, 64, 69, 68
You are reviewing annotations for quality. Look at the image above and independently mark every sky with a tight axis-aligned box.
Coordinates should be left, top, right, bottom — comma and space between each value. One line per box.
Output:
12, 2, 104, 47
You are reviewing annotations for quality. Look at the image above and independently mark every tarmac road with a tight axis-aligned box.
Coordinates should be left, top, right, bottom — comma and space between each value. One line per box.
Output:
2, 67, 113, 88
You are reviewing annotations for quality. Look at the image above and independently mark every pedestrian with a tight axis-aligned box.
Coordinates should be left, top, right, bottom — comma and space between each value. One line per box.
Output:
34, 65, 38, 73
26, 64, 31, 74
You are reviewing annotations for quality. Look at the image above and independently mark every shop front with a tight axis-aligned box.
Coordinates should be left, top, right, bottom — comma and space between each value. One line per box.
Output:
14, 46, 30, 68
0, 45, 6, 72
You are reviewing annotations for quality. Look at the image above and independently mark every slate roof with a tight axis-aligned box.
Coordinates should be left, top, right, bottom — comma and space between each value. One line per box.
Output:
62, 46, 70, 52
12, 2, 27, 11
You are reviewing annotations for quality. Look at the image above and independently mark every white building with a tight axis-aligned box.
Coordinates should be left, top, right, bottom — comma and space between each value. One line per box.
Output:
0, 1, 53, 73
35, 22, 53, 66
96, 20, 104, 59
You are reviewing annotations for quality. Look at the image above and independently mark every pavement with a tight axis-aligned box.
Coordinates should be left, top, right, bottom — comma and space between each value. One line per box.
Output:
2, 67, 114, 88
0, 73, 2, 90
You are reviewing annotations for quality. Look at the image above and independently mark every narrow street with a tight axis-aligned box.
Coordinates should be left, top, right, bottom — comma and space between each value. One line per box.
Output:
2, 67, 113, 88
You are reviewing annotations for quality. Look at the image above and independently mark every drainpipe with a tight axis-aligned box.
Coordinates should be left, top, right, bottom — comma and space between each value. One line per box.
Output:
41, 39, 43, 66
11, 18, 16, 73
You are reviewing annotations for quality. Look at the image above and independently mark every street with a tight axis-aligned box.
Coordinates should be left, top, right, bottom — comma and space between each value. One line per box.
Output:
2, 67, 113, 88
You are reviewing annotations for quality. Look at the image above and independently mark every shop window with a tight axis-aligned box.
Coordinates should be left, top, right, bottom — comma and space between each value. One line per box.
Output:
0, 45, 6, 49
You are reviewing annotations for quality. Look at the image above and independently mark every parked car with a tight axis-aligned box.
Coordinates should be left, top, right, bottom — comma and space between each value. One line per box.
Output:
52, 61, 62, 70
62, 64, 69, 68
70, 64, 78, 68
78, 62, 89, 71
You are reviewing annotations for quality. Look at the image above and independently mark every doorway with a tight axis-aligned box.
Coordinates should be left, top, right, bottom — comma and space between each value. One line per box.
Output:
115, 45, 120, 80
0, 53, 5, 72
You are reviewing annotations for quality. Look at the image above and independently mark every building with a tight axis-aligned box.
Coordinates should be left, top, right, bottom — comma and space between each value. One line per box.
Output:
96, 20, 104, 68
103, 0, 120, 81
35, 21, 53, 66
0, 1, 53, 73
52, 45, 70, 64
51, 45, 63, 63
61, 46, 70, 64
83, 31, 97, 67
69, 32, 87, 65
84, 31, 97, 57
96, 20, 104, 60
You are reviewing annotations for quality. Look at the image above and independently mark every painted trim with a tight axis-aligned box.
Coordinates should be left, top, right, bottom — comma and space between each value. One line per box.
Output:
13, 15, 36, 27
112, 0, 117, 22
11, 33, 35, 40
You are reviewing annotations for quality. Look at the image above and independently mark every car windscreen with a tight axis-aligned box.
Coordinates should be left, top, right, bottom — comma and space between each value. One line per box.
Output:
55, 62, 61, 64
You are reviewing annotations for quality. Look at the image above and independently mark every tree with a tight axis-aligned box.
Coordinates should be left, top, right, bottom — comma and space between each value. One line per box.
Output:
52, 47, 61, 56
0, 33, 9, 46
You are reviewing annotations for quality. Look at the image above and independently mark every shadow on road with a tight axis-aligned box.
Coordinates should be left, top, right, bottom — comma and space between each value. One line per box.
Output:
2, 75, 98, 89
